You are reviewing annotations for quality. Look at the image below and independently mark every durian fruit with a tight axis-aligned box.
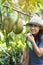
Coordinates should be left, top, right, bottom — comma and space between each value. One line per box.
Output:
2, 16, 13, 34
2, 11, 18, 34
13, 18, 23, 34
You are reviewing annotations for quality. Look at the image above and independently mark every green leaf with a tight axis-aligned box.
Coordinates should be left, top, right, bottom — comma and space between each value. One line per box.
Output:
38, 3, 43, 9
0, 0, 5, 4
25, 16, 30, 21
26, 41, 33, 51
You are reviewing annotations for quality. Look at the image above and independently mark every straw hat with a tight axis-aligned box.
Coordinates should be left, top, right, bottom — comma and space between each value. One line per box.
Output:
25, 15, 43, 29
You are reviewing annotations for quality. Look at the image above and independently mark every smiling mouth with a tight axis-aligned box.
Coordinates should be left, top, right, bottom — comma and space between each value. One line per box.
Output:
31, 31, 36, 34
31, 30, 35, 32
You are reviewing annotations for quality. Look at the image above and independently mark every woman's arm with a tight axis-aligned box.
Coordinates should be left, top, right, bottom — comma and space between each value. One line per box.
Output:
27, 33, 43, 57
32, 41, 43, 57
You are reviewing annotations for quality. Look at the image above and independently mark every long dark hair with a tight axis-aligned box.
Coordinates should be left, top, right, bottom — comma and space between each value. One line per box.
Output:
34, 30, 43, 42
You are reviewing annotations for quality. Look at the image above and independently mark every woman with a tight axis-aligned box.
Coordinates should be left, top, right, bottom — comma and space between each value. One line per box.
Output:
21, 15, 43, 65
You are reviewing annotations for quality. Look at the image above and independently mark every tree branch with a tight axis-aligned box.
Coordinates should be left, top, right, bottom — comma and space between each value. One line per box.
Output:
3, 5, 32, 17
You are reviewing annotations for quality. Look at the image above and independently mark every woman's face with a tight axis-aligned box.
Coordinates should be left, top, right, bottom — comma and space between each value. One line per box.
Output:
29, 25, 40, 36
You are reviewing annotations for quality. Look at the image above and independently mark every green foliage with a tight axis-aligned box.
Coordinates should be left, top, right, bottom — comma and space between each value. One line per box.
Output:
18, 0, 43, 12
0, 31, 25, 65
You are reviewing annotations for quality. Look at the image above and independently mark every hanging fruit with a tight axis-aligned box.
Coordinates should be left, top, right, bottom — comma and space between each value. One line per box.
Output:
2, 10, 18, 34
2, 15, 13, 34
13, 18, 23, 34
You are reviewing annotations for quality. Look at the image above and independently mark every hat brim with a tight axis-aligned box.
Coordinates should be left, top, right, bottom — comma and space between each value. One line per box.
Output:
24, 22, 43, 29
25, 22, 42, 26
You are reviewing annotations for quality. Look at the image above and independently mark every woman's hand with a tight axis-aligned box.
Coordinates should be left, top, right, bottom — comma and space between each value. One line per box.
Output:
26, 33, 35, 43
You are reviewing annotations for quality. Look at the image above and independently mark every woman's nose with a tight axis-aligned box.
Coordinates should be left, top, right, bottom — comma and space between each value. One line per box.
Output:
31, 26, 35, 29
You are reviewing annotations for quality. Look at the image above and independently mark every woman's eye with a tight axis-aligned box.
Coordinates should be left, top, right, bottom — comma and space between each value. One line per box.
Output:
34, 25, 37, 27
30, 25, 38, 27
